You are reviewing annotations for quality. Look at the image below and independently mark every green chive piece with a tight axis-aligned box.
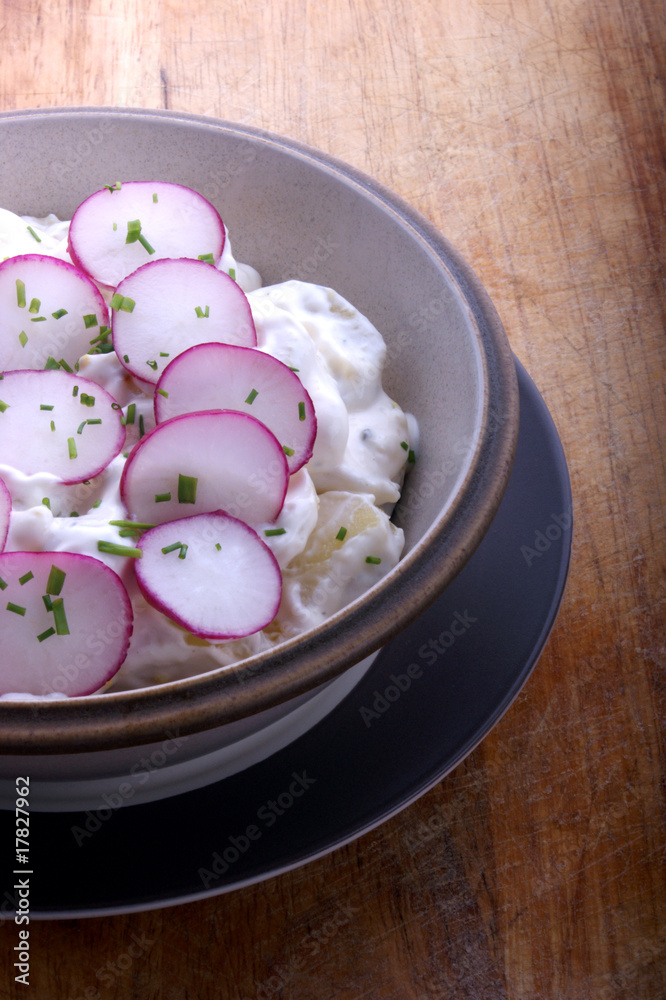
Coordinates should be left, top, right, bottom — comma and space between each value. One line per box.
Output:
159, 351, 170, 357
408, 449, 416, 464
138, 233, 155, 254
110, 294, 135, 313
72, 385, 79, 397
298, 401, 306, 421
177, 474, 198, 504
87, 418, 102, 425
109, 520, 156, 530
0, 400, 10, 413
83, 313, 98, 329
92, 499, 102, 508
264, 528, 286, 537
46, 565, 67, 595
27, 225, 41, 243
67, 437, 77, 460
58, 358, 74, 373
18, 331, 28, 348
18, 571, 34, 586
80, 392, 95, 407
50, 420, 55, 432
194, 306, 205, 318
123, 354, 130, 363
104, 181, 122, 193
161, 542, 183, 555
228, 267, 236, 281
16, 279, 26, 308
77, 421, 87, 434
30, 316, 47, 322
97, 541, 143, 558
28, 297, 41, 314
154, 492, 171, 503
215, 543, 222, 551
112, 222, 118, 231
42, 594, 54, 611
156, 388, 169, 398
42, 497, 51, 510
37, 627, 56, 642
44, 356, 60, 370
40, 404, 54, 410
198, 253, 215, 264
51, 597, 70, 635
7, 603, 26, 616
70, 511, 79, 517
178, 544, 188, 560
336, 527, 348, 541
283, 445, 295, 457
365, 555, 382, 564
0, 576, 7, 590
125, 219, 142, 242
288, 366, 300, 372
400, 441, 409, 451
139, 413, 145, 438
52, 308, 68, 319
125, 403, 136, 425
146, 360, 158, 370
245, 388, 258, 404
152, 193, 158, 203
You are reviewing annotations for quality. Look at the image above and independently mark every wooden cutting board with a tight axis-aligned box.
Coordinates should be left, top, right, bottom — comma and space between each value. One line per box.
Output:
0, 0, 664, 998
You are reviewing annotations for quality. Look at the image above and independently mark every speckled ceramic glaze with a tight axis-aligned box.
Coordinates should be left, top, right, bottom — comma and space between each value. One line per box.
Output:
0, 108, 518, 781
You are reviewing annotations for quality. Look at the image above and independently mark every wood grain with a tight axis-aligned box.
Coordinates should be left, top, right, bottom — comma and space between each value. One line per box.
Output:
1, 0, 664, 997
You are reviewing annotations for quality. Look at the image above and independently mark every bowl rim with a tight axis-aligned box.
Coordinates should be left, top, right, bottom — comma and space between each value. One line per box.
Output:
0, 106, 519, 754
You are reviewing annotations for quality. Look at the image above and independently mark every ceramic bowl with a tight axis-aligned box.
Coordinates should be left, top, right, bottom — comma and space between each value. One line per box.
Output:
0, 108, 518, 803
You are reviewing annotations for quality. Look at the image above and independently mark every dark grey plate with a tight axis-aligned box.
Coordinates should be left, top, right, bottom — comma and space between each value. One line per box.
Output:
0, 358, 571, 917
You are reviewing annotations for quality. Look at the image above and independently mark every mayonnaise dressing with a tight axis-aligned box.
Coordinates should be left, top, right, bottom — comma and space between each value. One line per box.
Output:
0, 209, 416, 693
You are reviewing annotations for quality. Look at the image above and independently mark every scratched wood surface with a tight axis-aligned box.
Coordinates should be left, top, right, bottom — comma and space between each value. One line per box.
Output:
1, 0, 665, 997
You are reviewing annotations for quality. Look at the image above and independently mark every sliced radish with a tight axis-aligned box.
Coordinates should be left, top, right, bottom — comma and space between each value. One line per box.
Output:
154, 343, 316, 473
135, 511, 281, 639
67, 181, 225, 287
0, 550, 133, 696
111, 258, 256, 385
120, 409, 288, 527
0, 254, 109, 372
0, 369, 125, 484
0, 477, 10, 551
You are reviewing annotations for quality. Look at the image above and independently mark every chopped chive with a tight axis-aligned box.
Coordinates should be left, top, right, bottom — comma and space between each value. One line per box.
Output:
178, 544, 188, 560
42, 594, 54, 611
18, 331, 28, 348
104, 181, 122, 193
123, 354, 130, 363
46, 565, 67, 595
0, 400, 10, 413
110, 294, 135, 313
69, 511, 79, 518
109, 519, 156, 530
125, 403, 136, 425
83, 313, 98, 329
50, 420, 55, 432
408, 449, 416, 464
288, 366, 300, 372
126, 219, 142, 241
283, 445, 295, 457
228, 267, 236, 280
156, 388, 169, 398
298, 401, 306, 421
154, 492, 171, 503
44, 356, 60, 370
16, 279, 26, 308
336, 526, 348, 541
40, 404, 54, 411
194, 306, 205, 318
28, 297, 41, 314
79, 392, 95, 407
37, 627, 56, 643
215, 543, 222, 551
152, 192, 158, 203
18, 571, 34, 586
138, 233, 155, 254
67, 437, 77, 460
51, 598, 70, 635
146, 360, 158, 371
30, 316, 47, 322
198, 253, 215, 264
58, 358, 74, 373
161, 541, 183, 555
27, 225, 41, 243
112, 222, 117, 231
400, 440, 409, 451
92, 499, 102, 508
97, 541, 143, 558
178, 474, 198, 504
245, 388, 258, 404
87, 418, 102, 425
72, 385, 79, 396
264, 528, 286, 536
42, 497, 51, 510
159, 351, 170, 357
77, 420, 87, 434
6, 603, 26, 616
0, 576, 7, 590
52, 307, 68, 319
111, 402, 122, 410
365, 555, 382, 564
139, 413, 145, 437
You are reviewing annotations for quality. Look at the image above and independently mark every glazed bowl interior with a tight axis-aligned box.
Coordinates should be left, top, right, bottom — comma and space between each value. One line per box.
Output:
0, 107, 518, 755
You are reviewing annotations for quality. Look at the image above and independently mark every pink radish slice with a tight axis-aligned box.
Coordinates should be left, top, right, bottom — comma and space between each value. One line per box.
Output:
111, 258, 256, 385
155, 343, 317, 474
0, 477, 10, 551
0, 369, 125, 484
135, 511, 282, 639
120, 409, 288, 526
0, 254, 109, 372
0, 550, 133, 696
67, 181, 225, 287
